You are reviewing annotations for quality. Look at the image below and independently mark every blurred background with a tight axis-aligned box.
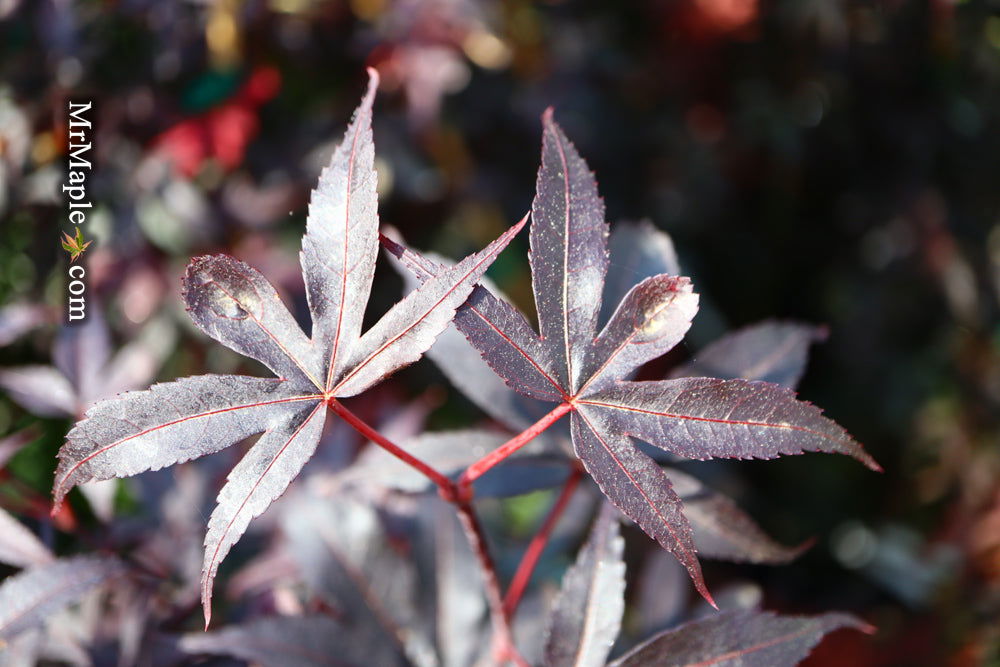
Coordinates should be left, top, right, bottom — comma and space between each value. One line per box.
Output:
0, 0, 998, 664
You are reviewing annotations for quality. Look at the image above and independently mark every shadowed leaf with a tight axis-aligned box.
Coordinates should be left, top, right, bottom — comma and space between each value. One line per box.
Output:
672, 321, 826, 389
432, 504, 488, 667
0, 555, 124, 641
608, 609, 872, 667
0, 366, 75, 418
668, 468, 807, 564
601, 220, 680, 325
543, 503, 626, 667
341, 429, 566, 498
180, 615, 369, 667
283, 495, 432, 667
0, 508, 53, 569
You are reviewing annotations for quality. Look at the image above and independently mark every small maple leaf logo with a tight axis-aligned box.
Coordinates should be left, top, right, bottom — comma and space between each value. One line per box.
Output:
61, 227, 93, 263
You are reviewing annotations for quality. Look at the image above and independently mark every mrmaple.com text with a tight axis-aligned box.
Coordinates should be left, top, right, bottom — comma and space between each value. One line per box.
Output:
64, 100, 92, 321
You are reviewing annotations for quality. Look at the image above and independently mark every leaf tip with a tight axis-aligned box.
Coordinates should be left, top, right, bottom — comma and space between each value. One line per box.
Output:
364, 66, 380, 99
858, 621, 878, 635
51, 475, 70, 514
512, 211, 529, 234
542, 105, 555, 125
695, 578, 717, 610
858, 450, 883, 473
791, 536, 818, 559
202, 595, 213, 630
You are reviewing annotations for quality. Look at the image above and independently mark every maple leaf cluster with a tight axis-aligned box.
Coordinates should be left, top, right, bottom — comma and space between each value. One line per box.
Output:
39, 69, 878, 664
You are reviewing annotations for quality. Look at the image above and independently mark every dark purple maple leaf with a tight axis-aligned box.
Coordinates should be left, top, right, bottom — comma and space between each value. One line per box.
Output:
382, 108, 879, 605
607, 608, 873, 666
543, 502, 626, 667
0, 555, 125, 643
51, 69, 524, 625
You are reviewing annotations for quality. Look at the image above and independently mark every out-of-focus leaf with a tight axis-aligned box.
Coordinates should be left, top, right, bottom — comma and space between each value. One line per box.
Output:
0, 303, 50, 347
543, 503, 626, 667
340, 429, 567, 498
77, 479, 118, 523
0, 628, 42, 667
283, 494, 431, 667
96, 315, 177, 399
672, 321, 826, 389
0, 366, 76, 417
0, 312, 174, 444
634, 549, 688, 638
180, 615, 369, 667
0, 427, 37, 469
608, 609, 872, 667
54, 69, 523, 625
340, 429, 507, 494
53, 309, 111, 404
601, 220, 681, 325
0, 507, 53, 568
668, 468, 807, 564
432, 504, 488, 667
0, 555, 124, 641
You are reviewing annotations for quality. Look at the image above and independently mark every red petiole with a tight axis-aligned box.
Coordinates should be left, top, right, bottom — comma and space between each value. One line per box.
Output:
457, 401, 574, 494
331, 396, 575, 665
328, 398, 455, 493
503, 467, 583, 618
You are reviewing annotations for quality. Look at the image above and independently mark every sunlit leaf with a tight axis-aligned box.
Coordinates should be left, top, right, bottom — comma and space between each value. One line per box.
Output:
386, 110, 878, 605
54, 69, 522, 625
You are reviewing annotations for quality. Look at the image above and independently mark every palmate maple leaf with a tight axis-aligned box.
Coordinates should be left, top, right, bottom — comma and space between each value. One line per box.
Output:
51, 69, 523, 625
384, 108, 880, 605
61, 226, 92, 262
541, 500, 870, 667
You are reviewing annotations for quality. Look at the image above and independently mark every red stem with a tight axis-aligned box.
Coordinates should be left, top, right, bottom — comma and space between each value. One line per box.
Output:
458, 402, 573, 492
455, 499, 528, 667
502, 467, 583, 618
329, 397, 572, 666
328, 398, 455, 494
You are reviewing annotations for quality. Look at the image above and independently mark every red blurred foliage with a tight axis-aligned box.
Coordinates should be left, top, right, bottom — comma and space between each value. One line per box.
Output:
152, 66, 281, 177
